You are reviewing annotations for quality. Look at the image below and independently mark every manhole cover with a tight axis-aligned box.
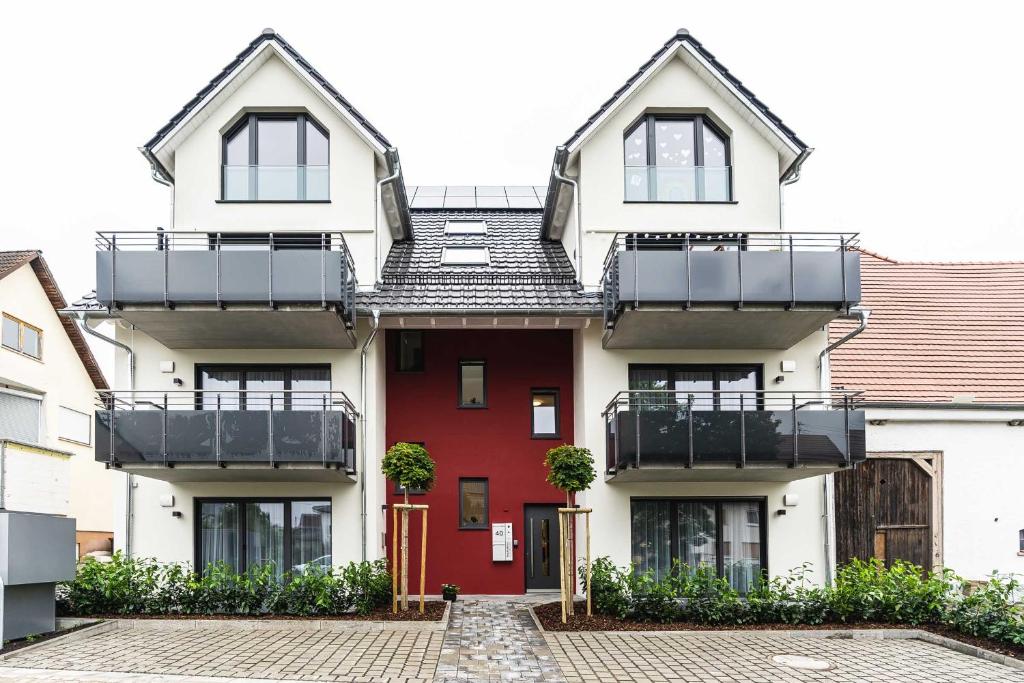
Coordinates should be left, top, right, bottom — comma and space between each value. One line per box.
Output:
771, 654, 834, 671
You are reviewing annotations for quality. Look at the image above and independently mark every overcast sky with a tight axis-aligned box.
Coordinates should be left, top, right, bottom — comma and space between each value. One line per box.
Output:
3, 0, 1023, 310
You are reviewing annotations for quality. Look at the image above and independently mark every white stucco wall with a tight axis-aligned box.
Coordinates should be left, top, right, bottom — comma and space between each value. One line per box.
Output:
112, 318, 387, 567
572, 324, 832, 583
169, 52, 390, 286
0, 263, 118, 534
564, 54, 785, 289
865, 409, 1024, 580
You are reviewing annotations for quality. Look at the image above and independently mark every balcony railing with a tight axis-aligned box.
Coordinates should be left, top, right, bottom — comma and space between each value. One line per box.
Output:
95, 231, 356, 325
222, 164, 329, 201
603, 390, 864, 474
601, 232, 861, 330
95, 390, 358, 471
624, 165, 731, 202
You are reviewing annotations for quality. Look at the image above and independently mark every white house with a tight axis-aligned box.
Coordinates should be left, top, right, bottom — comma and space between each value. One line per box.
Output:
68, 28, 865, 593
0, 250, 115, 556
830, 251, 1024, 580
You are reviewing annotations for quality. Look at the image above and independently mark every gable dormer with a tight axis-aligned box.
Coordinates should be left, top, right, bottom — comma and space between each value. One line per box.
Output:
139, 29, 410, 284
541, 29, 811, 286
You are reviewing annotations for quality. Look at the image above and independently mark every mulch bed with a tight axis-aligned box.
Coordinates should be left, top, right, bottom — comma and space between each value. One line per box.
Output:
67, 601, 448, 622
534, 601, 1024, 661
0, 622, 98, 655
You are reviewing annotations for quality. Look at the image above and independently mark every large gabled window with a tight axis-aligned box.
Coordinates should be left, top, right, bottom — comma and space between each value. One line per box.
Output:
624, 115, 731, 202
222, 113, 329, 202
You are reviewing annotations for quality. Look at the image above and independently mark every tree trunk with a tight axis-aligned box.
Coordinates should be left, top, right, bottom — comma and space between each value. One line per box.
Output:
401, 508, 410, 610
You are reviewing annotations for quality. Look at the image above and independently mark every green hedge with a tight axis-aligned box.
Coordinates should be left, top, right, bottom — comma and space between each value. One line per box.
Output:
57, 553, 392, 617
583, 557, 1024, 647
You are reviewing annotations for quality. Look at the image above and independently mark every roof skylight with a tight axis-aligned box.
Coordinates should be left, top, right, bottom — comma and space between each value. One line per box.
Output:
441, 246, 490, 266
444, 220, 487, 235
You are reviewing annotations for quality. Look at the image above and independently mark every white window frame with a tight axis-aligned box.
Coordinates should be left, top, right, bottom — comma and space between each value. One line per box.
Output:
444, 220, 487, 235
2, 313, 43, 360
58, 405, 92, 446
441, 246, 490, 266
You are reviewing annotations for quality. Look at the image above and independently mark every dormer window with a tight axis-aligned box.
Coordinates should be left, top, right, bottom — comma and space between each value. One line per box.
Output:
222, 113, 329, 202
624, 115, 730, 203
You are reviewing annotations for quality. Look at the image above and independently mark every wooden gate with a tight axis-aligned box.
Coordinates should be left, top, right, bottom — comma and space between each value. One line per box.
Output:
834, 452, 942, 571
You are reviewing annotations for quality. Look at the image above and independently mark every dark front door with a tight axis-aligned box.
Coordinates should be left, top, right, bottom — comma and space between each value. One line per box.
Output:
525, 505, 560, 590
834, 456, 934, 570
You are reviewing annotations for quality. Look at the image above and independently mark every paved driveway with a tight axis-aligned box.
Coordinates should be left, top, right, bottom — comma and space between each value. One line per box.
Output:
545, 630, 1024, 683
2, 606, 1024, 682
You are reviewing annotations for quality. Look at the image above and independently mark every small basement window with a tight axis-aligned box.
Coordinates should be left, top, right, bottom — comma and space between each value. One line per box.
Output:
444, 220, 487, 235
441, 246, 489, 266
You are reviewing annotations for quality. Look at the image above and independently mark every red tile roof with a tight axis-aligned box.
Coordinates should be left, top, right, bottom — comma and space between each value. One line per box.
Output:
829, 250, 1024, 404
0, 251, 108, 390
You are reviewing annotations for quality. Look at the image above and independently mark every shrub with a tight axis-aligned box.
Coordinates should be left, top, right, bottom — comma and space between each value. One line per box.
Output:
945, 574, 1024, 644
59, 554, 392, 618
585, 557, 629, 619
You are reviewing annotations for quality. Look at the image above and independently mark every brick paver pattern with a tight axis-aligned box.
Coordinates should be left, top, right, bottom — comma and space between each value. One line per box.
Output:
545, 630, 1024, 683
0, 627, 443, 682
435, 600, 564, 681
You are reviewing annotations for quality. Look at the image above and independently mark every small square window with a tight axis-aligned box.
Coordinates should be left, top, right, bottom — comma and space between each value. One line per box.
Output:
531, 390, 559, 438
444, 220, 487, 235
459, 479, 488, 529
459, 360, 486, 408
2, 314, 41, 360
58, 406, 91, 445
397, 331, 424, 372
441, 246, 489, 266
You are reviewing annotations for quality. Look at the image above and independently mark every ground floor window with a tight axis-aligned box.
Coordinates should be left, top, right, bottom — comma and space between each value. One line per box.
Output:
196, 498, 331, 578
630, 498, 766, 593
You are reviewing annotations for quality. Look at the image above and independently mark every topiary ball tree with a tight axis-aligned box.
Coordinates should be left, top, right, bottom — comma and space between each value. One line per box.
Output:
382, 442, 436, 504
544, 445, 596, 506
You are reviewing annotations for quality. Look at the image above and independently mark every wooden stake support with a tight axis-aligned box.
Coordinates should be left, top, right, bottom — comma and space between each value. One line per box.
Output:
557, 507, 592, 623
391, 503, 429, 614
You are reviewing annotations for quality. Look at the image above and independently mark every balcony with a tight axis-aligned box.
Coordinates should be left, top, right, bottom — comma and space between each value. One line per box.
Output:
624, 165, 731, 203
601, 233, 861, 348
222, 165, 329, 202
95, 231, 357, 349
604, 390, 864, 482
94, 390, 358, 482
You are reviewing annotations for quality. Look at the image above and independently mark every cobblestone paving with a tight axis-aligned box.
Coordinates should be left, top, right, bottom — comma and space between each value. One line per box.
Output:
434, 601, 564, 682
545, 630, 1024, 683
0, 627, 443, 682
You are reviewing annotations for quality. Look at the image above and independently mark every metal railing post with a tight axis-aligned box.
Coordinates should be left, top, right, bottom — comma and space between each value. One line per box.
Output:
268, 393, 275, 466
268, 233, 275, 308
634, 395, 641, 470
738, 394, 746, 468
790, 394, 799, 468
843, 393, 851, 466
162, 234, 169, 308
108, 398, 116, 465
632, 234, 639, 310
110, 233, 117, 309
161, 392, 168, 467
736, 237, 744, 309
686, 393, 695, 468
788, 234, 796, 309
839, 235, 848, 312
320, 233, 327, 309
321, 394, 328, 467
684, 233, 692, 310
216, 233, 222, 309
215, 393, 222, 467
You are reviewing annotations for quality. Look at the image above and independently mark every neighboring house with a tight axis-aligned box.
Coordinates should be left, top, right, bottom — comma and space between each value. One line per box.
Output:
69, 28, 866, 593
0, 250, 114, 556
830, 251, 1024, 580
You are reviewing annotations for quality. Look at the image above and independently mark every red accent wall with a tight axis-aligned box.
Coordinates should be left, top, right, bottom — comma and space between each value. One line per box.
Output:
385, 329, 573, 595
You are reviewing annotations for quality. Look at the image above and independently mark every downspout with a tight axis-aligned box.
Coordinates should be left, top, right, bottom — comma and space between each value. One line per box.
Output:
818, 306, 869, 585
0, 440, 6, 510
375, 156, 402, 285
359, 309, 381, 561
553, 163, 582, 284
779, 148, 812, 230
79, 312, 136, 558
140, 147, 174, 230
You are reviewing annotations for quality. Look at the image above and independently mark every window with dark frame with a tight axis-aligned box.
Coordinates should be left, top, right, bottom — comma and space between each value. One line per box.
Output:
531, 389, 560, 438
2, 314, 42, 360
396, 331, 425, 372
1019, 529, 1024, 554
195, 497, 332, 579
459, 479, 489, 529
222, 113, 330, 201
196, 364, 330, 411
628, 364, 762, 411
630, 498, 767, 594
458, 360, 487, 408
624, 114, 731, 203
